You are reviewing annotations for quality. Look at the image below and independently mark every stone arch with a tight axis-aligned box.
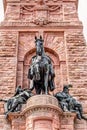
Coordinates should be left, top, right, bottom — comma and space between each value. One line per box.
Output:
17, 46, 68, 92
24, 47, 60, 66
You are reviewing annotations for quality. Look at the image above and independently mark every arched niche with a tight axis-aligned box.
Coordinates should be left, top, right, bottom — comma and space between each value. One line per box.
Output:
23, 47, 60, 89
24, 47, 60, 66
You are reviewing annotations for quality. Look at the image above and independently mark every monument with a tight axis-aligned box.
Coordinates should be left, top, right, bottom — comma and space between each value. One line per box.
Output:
0, 0, 87, 130
28, 36, 55, 94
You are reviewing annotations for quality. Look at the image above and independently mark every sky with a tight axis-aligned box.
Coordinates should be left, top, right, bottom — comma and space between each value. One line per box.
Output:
0, 0, 87, 41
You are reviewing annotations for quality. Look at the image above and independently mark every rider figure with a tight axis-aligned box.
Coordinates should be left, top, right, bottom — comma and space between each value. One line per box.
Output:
28, 36, 55, 94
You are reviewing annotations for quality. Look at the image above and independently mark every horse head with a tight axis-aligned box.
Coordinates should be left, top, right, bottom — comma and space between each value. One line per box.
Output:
35, 36, 44, 56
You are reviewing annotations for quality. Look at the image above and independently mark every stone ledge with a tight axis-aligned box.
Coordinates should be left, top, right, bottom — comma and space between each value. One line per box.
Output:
8, 95, 62, 120
63, 112, 76, 118
0, 21, 83, 28
7, 95, 77, 121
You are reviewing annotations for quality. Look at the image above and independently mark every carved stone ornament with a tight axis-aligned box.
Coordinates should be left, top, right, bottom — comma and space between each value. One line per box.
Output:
20, 0, 62, 26
33, 0, 49, 26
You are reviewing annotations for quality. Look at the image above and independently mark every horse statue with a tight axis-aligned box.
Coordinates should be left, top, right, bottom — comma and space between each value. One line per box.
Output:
28, 36, 55, 94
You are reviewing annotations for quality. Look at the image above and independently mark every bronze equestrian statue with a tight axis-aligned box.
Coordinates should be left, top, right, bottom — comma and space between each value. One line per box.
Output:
28, 36, 55, 94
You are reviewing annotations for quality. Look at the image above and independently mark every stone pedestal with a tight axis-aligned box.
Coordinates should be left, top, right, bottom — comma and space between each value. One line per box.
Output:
23, 95, 62, 130
8, 95, 76, 130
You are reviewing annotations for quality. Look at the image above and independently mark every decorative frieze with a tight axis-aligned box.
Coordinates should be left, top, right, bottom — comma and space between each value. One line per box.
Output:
20, 1, 62, 25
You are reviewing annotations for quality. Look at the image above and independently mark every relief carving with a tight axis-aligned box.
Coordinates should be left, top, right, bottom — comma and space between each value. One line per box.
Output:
5, 5, 20, 21
49, 5, 63, 22
20, 5, 34, 22
20, 0, 62, 25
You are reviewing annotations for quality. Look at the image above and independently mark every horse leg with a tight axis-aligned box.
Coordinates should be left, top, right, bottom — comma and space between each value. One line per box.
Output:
44, 71, 49, 95
49, 76, 55, 91
35, 85, 41, 94
35, 64, 40, 80
49, 64, 55, 91
29, 79, 34, 91
28, 66, 34, 80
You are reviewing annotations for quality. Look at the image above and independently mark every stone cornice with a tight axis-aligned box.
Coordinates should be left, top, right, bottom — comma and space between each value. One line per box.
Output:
8, 106, 78, 121
0, 21, 83, 30
8, 104, 63, 120
7, 95, 63, 121
63, 112, 76, 119
3, 0, 78, 13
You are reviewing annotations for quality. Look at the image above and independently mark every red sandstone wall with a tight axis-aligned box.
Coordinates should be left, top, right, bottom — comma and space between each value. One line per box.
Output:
66, 29, 87, 94
65, 29, 87, 126
0, 31, 18, 98
0, 0, 87, 130
0, 31, 18, 129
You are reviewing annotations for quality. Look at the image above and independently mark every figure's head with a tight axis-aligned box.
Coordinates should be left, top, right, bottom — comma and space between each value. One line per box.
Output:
35, 36, 44, 56
63, 85, 69, 94
18, 85, 21, 88
63, 84, 72, 94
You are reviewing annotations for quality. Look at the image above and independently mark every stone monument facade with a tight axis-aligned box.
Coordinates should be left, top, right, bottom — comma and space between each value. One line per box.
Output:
0, 0, 87, 130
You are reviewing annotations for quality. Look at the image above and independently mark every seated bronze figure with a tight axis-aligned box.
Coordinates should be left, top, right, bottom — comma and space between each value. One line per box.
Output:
0, 86, 33, 118
54, 85, 87, 120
